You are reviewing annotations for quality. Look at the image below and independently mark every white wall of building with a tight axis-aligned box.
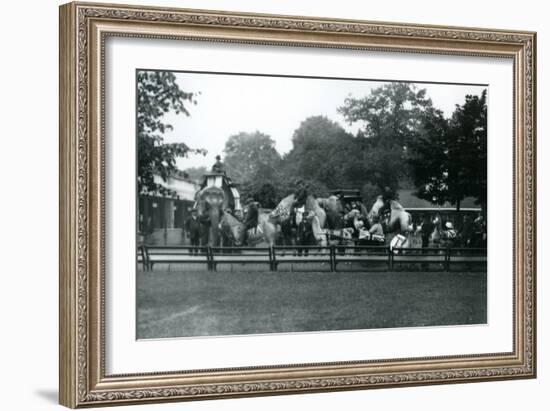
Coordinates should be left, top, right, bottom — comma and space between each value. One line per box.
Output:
153, 174, 199, 202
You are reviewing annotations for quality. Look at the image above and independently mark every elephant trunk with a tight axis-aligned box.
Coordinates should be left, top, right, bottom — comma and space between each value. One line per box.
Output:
209, 206, 220, 246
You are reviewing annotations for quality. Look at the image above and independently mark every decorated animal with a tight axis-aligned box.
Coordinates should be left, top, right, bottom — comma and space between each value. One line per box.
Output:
220, 209, 279, 247
270, 194, 295, 221
369, 195, 413, 251
317, 195, 343, 216
194, 185, 225, 246
271, 194, 327, 228
368, 195, 412, 234
305, 195, 326, 229
308, 211, 328, 248
219, 211, 246, 246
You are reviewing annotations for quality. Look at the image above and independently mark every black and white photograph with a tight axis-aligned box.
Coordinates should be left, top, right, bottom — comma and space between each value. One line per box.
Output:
136, 69, 488, 339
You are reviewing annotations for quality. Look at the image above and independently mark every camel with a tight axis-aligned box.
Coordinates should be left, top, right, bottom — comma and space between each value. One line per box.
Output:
369, 195, 412, 234
220, 210, 278, 247
369, 195, 413, 251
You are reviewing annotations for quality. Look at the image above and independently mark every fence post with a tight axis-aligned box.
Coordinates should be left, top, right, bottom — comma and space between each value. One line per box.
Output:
330, 245, 336, 272
144, 246, 151, 271
207, 246, 214, 271
139, 245, 146, 271
445, 248, 450, 272
269, 246, 277, 271
388, 247, 393, 271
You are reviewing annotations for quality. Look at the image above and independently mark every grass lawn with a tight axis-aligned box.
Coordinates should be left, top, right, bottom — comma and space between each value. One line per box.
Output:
136, 270, 486, 339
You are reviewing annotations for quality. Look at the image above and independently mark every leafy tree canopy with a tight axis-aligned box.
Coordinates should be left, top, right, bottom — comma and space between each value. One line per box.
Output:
216, 84, 486, 213
407, 90, 487, 210
283, 116, 357, 190
338, 82, 433, 148
223, 131, 282, 185
337, 83, 436, 194
137, 70, 205, 195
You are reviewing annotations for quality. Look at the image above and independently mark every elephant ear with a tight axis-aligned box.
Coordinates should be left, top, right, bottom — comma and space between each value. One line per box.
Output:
194, 189, 201, 203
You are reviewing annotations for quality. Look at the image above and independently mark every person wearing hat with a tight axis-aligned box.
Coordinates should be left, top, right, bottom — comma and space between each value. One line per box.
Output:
459, 214, 474, 247
211, 154, 225, 174
242, 200, 260, 244
472, 213, 487, 248
445, 221, 456, 234
296, 209, 315, 256
185, 209, 201, 254
442, 220, 457, 248
380, 185, 396, 216
420, 214, 435, 249
368, 215, 385, 243
293, 179, 308, 208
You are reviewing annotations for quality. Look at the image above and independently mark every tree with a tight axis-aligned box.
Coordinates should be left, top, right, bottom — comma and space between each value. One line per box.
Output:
137, 70, 204, 195
407, 90, 487, 211
449, 90, 488, 210
338, 83, 435, 193
342, 145, 405, 193
239, 182, 280, 209
223, 131, 282, 184
361, 182, 381, 209
282, 116, 357, 190
407, 107, 452, 205
339, 82, 433, 147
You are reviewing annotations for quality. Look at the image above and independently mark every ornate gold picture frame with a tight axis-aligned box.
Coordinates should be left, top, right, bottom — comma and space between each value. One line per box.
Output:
59, 1, 536, 408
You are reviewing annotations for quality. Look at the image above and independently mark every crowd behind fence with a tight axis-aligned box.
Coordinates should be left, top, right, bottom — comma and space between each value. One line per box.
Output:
138, 244, 487, 272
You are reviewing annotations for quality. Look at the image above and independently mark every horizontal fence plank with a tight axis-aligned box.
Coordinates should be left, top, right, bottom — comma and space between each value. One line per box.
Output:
139, 245, 487, 272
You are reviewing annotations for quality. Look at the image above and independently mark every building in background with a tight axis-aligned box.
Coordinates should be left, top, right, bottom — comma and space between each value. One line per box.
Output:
139, 172, 200, 245
396, 189, 482, 228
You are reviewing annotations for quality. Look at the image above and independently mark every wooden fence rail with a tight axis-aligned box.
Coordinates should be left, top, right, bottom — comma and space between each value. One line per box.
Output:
139, 245, 487, 272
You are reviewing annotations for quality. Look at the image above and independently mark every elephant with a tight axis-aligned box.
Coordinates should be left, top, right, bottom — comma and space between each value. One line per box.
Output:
194, 185, 226, 247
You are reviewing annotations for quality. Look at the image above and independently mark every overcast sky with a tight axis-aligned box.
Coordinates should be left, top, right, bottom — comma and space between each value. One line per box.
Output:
157, 71, 486, 170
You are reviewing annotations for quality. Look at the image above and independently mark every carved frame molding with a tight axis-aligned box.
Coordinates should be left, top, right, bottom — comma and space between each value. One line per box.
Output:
59, 2, 536, 407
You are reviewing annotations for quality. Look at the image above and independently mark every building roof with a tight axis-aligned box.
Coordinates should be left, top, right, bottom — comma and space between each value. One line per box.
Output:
152, 174, 199, 202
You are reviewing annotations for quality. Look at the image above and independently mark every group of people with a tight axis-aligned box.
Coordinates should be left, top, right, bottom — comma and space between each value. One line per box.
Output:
279, 205, 320, 252
183, 164, 488, 251
417, 213, 487, 249
273, 192, 387, 248
325, 200, 386, 245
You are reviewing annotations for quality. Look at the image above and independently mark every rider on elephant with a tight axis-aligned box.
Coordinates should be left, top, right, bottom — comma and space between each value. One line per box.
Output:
211, 154, 226, 175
